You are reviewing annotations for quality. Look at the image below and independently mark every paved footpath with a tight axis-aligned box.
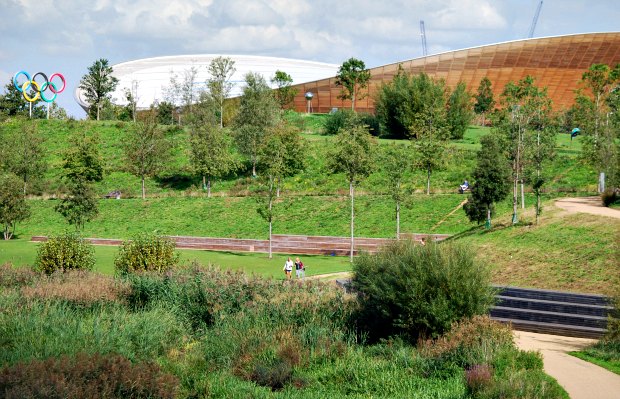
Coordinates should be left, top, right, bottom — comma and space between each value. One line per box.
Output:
555, 196, 620, 219
514, 331, 620, 399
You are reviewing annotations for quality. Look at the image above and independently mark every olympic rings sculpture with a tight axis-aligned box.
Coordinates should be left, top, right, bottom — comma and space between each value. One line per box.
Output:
13, 71, 66, 103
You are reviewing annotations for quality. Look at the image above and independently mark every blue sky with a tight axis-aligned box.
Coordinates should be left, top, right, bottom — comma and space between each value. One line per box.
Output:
1, 0, 618, 118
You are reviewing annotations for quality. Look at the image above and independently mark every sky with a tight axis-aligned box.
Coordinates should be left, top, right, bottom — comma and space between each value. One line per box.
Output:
1, 0, 618, 118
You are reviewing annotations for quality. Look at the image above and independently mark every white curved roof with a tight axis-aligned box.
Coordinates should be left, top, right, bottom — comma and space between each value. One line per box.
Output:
74, 54, 339, 110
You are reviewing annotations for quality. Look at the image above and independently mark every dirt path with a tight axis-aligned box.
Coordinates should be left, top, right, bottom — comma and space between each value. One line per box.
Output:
555, 196, 620, 219
514, 331, 620, 399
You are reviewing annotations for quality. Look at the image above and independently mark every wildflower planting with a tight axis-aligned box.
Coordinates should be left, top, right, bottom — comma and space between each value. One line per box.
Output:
0, 257, 568, 398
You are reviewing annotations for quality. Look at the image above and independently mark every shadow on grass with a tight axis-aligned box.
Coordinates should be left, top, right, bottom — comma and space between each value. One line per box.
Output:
154, 174, 195, 190
446, 220, 530, 241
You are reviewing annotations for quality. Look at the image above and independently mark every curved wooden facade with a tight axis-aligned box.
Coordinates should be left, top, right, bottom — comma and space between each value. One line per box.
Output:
291, 32, 620, 113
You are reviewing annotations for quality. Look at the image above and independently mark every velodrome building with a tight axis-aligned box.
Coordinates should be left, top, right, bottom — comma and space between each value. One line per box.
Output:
75, 32, 620, 113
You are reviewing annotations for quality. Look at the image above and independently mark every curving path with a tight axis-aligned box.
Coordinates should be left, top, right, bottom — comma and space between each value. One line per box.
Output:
515, 331, 620, 399
555, 196, 620, 219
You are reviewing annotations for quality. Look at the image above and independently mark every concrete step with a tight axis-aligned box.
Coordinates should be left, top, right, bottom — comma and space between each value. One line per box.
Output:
490, 306, 607, 329
496, 296, 613, 318
491, 317, 607, 339
494, 285, 609, 306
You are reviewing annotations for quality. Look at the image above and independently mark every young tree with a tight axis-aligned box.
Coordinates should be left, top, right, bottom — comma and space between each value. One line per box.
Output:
496, 76, 549, 224
55, 131, 104, 230
234, 72, 280, 176
381, 143, 412, 239
464, 135, 511, 229
335, 58, 371, 111
124, 109, 171, 199
255, 122, 303, 258
79, 59, 119, 121
4, 120, 47, 194
474, 77, 495, 126
189, 103, 239, 197
271, 70, 298, 109
447, 82, 474, 139
164, 66, 200, 125
573, 64, 620, 190
328, 125, 376, 262
156, 101, 175, 125
0, 173, 30, 240
207, 57, 236, 128
412, 132, 447, 195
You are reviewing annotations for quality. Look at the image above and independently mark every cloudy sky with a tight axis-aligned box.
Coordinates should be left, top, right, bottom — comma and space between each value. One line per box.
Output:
1, 0, 618, 118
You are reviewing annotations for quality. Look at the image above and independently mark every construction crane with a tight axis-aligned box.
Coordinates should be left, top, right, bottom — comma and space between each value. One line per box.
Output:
420, 20, 428, 56
528, 1, 543, 38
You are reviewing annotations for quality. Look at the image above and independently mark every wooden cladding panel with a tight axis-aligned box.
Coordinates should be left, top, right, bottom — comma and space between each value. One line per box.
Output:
289, 33, 620, 113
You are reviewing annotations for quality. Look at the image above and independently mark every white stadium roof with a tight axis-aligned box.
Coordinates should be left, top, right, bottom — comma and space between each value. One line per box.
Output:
74, 54, 339, 111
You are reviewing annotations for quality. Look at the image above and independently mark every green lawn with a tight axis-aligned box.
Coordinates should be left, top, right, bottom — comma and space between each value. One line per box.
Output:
0, 238, 352, 278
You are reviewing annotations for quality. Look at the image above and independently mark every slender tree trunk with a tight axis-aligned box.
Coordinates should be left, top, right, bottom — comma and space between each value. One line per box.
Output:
141, 176, 146, 200
512, 173, 518, 225
23, 179, 27, 195
426, 168, 431, 195
97, 103, 100, 121
536, 192, 541, 225
520, 181, 525, 209
202, 175, 207, 191
350, 181, 355, 263
220, 104, 223, 128
207, 177, 211, 198
276, 177, 280, 198
396, 200, 400, 240
252, 158, 257, 177
268, 176, 273, 259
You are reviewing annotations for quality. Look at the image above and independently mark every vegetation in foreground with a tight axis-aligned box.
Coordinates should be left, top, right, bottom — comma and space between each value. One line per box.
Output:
0, 240, 568, 398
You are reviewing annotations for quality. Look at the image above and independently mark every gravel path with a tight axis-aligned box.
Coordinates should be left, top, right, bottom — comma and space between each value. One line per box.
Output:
555, 196, 620, 219
514, 331, 620, 399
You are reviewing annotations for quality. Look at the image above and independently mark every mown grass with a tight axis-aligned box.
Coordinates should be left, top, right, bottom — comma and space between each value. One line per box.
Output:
569, 350, 620, 375
452, 202, 620, 295
0, 239, 352, 277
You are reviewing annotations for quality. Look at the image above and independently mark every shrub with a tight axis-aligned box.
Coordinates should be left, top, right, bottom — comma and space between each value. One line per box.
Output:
358, 113, 381, 136
250, 359, 293, 391
0, 352, 179, 399
601, 188, 620, 207
35, 233, 95, 274
114, 234, 179, 274
352, 240, 496, 342
323, 109, 358, 135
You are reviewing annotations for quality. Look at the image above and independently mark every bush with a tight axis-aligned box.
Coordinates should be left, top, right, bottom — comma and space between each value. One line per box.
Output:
35, 233, 95, 274
0, 352, 179, 399
601, 188, 620, 207
352, 240, 496, 342
322, 109, 358, 135
114, 234, 179, 274
358, 113, 381, 137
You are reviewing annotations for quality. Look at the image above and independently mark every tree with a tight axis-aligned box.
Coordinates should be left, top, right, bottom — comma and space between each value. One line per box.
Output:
207, 57, 236, 128
0, 81, 46, 119
79, 59, 119, 121
412, 130, 447, 195
464, 135, 511, 229
189, 102, 239, 197
573, 64, 620, 190
0, 173, 30, 240
524, 125, 556, 225
124, 109, 172, 199
4, 120, 47, 194
327, 125, 376, 262
447, 82, 474, 139
381, 143, 411, 239
496, 76, 551, 224
55, 131, 104, 230
271, 70, 298, 109
156, 101, 175, 125
55, 178, 99, 231
335, 58, 371, 111
474, 77, 495, 126
254, 121, 304, 258
234, 72, 280, 176
375, 71, 449, 140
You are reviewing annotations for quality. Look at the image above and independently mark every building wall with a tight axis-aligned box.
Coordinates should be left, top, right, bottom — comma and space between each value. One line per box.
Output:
291, 33, 620, 114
